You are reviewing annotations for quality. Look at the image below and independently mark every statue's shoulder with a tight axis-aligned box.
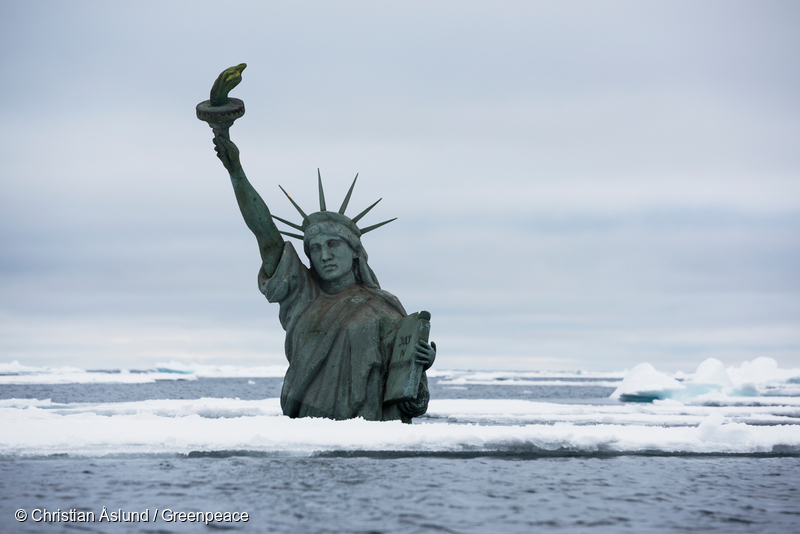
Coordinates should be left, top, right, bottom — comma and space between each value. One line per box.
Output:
355, 285, 406, 320
259, 241, 319, 305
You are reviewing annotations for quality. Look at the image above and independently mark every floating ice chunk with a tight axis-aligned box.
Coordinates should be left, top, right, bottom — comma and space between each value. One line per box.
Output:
153, 361, 289, 378
728, 357, 777, 395
691, 391, 800, 406
725, 357, 800, 395
696, 412, 751, 444
0, 369, 196, 385
0, 360, 46, 374
0, 360, 86, 376
429, 369, 626, 383
688, 358, 733, 388
729, 357, 779, 385
610, 363, 685, 402
612, 358, 800, 403
678, 358, 734, 398
724, 357, 800, 396
0, 360, 290, 384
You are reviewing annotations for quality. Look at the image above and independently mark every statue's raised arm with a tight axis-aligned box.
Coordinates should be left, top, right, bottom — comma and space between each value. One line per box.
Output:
197, 64, 284, 277
214, 136, 284, 277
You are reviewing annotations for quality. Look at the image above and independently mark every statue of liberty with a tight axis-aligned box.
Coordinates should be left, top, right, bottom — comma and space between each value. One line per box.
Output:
197, 65, 436, 423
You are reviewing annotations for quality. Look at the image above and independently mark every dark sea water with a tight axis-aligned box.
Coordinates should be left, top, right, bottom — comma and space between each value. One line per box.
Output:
2, 377, 799, 533
0, 376, 616, 404
2, 456, 799, 533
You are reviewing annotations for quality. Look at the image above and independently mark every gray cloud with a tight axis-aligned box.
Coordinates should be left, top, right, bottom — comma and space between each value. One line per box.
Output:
1, 1, 798, 371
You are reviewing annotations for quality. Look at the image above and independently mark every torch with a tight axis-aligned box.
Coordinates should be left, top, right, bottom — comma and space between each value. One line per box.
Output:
196, 63, 247, 140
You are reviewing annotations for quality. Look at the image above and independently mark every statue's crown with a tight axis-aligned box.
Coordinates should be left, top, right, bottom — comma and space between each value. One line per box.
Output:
272, 170, 396, 240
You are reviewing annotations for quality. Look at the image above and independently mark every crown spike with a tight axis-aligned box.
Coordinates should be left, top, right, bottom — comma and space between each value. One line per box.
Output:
271, 214, 304, 231
278, 185, 309, 221
317, 169, 326, 211
279, 230, 304, 240
351, 198, 382, 224
360, 218, 397, 234
338, 173, 358, 215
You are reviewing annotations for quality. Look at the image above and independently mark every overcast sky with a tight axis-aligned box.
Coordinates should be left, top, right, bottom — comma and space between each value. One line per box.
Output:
1, 1, 798, 372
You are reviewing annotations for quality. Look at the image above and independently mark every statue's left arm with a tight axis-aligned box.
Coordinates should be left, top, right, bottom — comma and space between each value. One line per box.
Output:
397, 341, 436, 419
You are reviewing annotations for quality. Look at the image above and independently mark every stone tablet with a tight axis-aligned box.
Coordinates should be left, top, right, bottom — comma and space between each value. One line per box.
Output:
384, 311, 432, 406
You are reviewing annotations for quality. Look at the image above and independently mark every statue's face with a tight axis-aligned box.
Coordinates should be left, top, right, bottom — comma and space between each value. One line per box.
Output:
308, 235, 357, 283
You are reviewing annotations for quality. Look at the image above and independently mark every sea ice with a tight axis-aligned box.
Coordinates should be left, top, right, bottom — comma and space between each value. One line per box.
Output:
1, 397, 798, 458
0, 360, 289, 384
2, 358, 798, 457
612, 357, 800, 403
687, 358, 733, 388
610, 363, 685, 401
431, 369, 625, 385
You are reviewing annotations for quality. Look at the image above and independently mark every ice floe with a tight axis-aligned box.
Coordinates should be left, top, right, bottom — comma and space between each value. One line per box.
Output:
0, 360, 288, 384
2, 357, 799, 457
1, 397, 798, 458
610, 363, 685, 401
612, 357, 800, 402
431, 369, 625, 386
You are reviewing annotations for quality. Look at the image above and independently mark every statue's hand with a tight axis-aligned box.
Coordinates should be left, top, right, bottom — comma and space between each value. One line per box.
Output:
397, 400, 415, 414
213, 136, 242, 174
415, 340, 436, 371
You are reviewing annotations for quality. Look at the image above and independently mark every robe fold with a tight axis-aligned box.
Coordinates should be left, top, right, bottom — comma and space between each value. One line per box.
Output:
258, 242, 429, 422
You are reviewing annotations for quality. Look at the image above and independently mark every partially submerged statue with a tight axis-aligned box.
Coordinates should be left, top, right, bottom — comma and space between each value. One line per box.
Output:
198, 65, 435, 423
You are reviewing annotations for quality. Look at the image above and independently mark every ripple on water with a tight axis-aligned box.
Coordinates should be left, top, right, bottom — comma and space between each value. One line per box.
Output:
2, 456, 799, 533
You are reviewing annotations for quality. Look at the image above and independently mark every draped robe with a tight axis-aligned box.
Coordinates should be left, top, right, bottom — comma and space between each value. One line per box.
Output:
258, 242, 429, 422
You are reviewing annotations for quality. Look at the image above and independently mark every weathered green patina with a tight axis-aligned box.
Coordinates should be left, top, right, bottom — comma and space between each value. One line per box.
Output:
198, 65, 435, 423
